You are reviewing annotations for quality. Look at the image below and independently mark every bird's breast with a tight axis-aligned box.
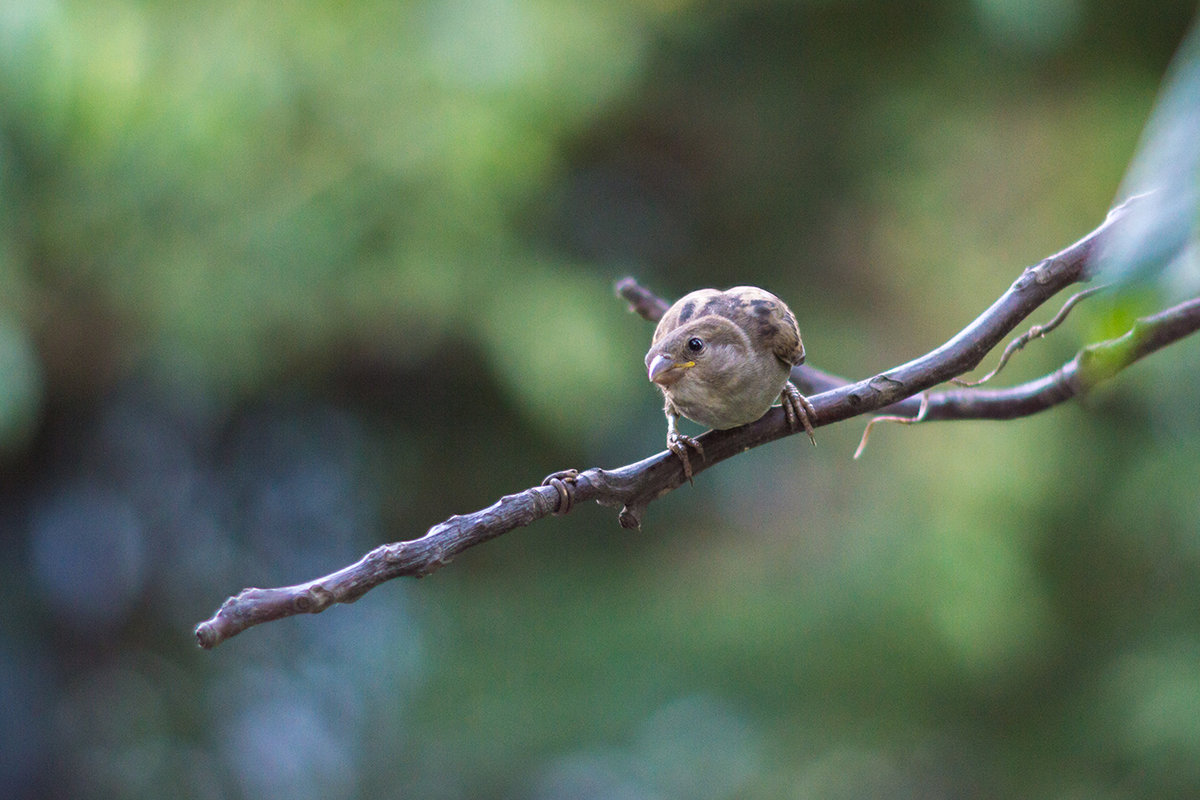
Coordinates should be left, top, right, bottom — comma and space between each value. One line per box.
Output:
667, 356, 790, 429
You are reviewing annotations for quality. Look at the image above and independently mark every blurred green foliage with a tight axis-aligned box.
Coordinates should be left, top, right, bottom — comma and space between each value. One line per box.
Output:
2, 1, 1199, 799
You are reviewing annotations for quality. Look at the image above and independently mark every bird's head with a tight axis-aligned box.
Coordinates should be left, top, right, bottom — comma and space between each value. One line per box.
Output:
645, 315, 748, 387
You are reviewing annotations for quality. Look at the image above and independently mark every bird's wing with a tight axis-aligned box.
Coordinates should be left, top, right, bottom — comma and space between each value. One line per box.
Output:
722, 286, 805, 367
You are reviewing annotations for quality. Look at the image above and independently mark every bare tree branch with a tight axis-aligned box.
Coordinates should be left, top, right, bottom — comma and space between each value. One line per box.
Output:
847, 294, 1200, 459
916, 295, 1200, 421
196, 195, 1191, 650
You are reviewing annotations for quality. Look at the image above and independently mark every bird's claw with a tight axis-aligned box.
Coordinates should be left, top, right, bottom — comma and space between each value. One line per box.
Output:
541, 469, 579, 515
667, 433, 705, 484
782, 382, 817, 445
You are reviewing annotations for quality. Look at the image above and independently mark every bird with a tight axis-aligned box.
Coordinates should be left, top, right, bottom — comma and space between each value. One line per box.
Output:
645, 286, 816, 481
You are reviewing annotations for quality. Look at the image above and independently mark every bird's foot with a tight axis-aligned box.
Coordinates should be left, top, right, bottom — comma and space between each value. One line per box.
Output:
541, 469, 580, 515
667, 433, 705, 484
781, 382, 817, 445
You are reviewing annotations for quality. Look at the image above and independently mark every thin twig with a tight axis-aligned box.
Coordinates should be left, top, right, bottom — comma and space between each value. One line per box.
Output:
853, 392, 929, 459
952, 284, 1111, 387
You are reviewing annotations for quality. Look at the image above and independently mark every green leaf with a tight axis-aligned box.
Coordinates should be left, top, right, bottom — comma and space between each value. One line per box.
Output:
1097, 19, 1200, 295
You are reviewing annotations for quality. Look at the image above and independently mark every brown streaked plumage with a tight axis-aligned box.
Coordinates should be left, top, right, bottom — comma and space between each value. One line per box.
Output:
645, 286, 815, 481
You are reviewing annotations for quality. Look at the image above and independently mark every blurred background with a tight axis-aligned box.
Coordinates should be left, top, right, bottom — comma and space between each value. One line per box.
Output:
2, 1, 1199, 798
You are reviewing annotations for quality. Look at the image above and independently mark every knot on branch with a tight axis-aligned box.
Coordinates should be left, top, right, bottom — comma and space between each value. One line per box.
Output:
1016, 257, 1060, 288
361, 541, 408, 569
294, 585, 334, 613
618, 504, 645, 530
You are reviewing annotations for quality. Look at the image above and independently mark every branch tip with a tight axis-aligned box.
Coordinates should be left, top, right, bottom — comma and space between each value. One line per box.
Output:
195, 622, 217, 650
615, 277, 670, 322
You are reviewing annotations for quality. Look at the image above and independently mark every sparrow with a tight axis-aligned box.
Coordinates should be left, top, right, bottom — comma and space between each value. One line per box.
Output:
645, 286, 816, 481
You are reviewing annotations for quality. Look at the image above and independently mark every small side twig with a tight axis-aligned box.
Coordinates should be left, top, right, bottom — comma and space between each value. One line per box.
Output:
853, 392, 929, 459
953, 284, 1111, 387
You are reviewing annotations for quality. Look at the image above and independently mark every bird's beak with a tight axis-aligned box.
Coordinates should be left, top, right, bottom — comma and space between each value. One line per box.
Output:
647, 353, 694, 384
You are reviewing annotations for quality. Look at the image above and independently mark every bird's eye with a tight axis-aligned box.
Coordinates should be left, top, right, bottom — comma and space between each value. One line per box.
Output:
686, 337, 704, 353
